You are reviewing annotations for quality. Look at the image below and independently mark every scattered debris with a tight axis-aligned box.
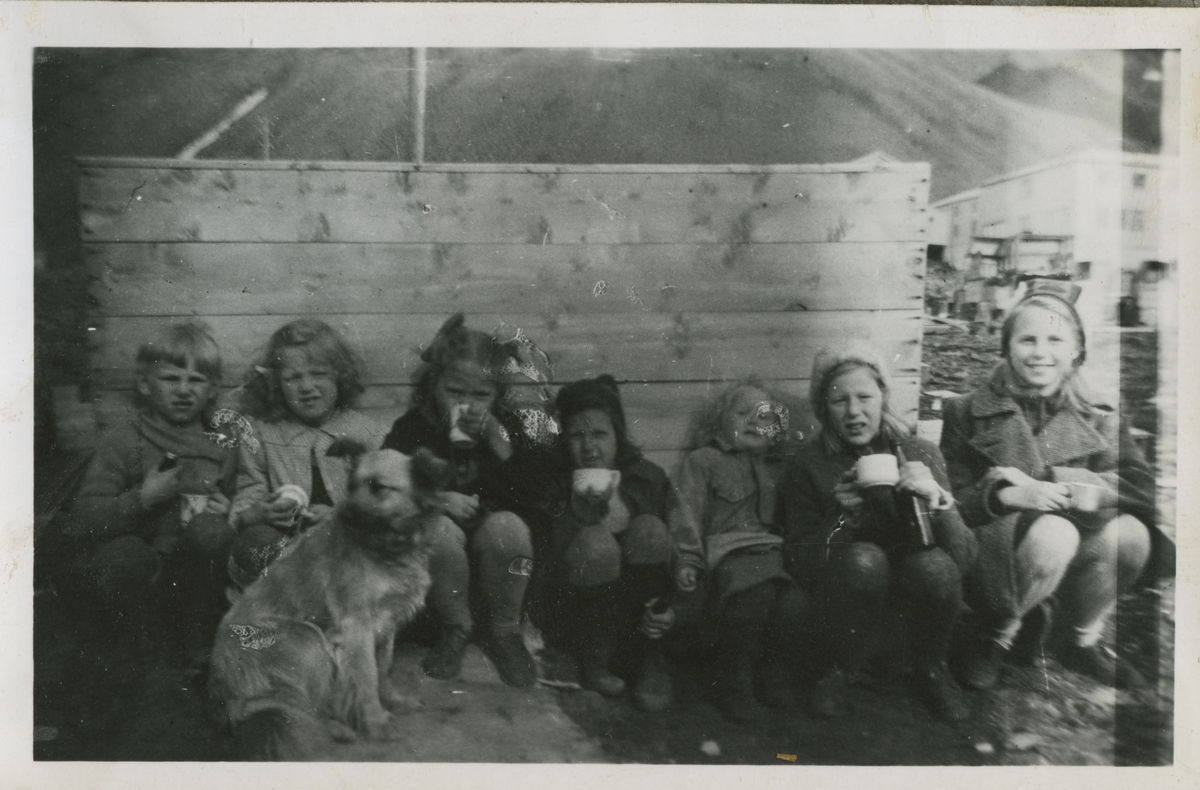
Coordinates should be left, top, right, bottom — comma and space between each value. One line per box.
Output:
1007, 733, 1043, 752
700, 740, 721, 757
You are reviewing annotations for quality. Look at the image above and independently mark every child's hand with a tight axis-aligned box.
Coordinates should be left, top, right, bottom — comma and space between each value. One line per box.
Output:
897, 461, 954, 509
482, 412, 514, 462
674, 566, 698, 593
301, 504, 333, 529
140, 466, 181, 510
833, 469, 865, 517
640, 601, 677, 640
242, 492, 303, 532
204, 489, 232, 517
996, 481, 1072, 513
437, 492, 480, 523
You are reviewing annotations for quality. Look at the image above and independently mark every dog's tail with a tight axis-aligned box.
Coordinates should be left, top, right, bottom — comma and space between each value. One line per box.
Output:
234, 702, 326, 761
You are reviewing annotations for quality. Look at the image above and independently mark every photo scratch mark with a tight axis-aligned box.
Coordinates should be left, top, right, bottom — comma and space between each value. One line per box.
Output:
125, 181, 147, 211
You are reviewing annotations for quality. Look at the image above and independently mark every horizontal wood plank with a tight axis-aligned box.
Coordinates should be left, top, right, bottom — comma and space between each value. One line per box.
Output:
86, 241, 927, 316
80, 167, 928, 244
88, 311, 922, 389
86, 377, 920, 455
77, 157, 932, 177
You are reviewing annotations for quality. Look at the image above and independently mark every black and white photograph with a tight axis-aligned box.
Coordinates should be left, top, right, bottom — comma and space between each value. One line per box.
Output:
5, 1, 1197, 782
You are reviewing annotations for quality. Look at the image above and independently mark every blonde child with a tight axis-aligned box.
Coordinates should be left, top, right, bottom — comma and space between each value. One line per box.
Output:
228, 319, 387, 587
73, 323, 237, 658
669, 378, 805, 721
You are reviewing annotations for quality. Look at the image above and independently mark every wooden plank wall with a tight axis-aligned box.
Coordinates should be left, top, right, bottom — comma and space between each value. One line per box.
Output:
77, 158, 931, 470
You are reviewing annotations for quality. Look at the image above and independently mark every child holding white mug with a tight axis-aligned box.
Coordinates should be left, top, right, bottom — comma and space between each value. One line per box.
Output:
229, 319, 387, 589
781, 344, 978, 722
941, 282, 1162, 690
537, 375, 676, 712
382, 315, 559, 689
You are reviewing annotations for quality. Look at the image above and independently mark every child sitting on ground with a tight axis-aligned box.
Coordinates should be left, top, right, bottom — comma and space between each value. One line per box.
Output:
228, 319, 387, 587
668, 378, 806, 722
72, 322, 238, 662
382, 314, 557, 689
538, 375, 676, 711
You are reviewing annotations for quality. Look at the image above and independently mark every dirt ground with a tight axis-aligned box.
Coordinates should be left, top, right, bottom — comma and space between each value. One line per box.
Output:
32, 325, 1175, 765
30, 578, 1175, 765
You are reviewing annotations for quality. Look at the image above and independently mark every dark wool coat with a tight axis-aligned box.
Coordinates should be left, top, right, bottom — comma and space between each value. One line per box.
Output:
781, 433, 978, 591
940, 366, 1162, 622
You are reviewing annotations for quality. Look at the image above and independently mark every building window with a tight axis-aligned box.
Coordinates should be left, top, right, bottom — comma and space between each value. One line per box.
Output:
1019, 215, 1032, 233
1122, 210, 1146, 232
1132, 172, 1147, 189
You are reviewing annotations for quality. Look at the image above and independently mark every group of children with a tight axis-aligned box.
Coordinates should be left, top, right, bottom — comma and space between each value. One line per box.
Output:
70, 291, 1161, 729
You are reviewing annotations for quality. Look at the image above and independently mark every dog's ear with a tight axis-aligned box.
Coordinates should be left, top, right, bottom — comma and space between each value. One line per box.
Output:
326, 438, 369, 459
410, 447, 452, 495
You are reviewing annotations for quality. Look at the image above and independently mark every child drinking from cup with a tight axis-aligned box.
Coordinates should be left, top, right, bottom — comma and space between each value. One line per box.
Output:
72, 323, 238, 661
382, 314, 556, 689
539, 375, 676, 711
781, 343, 977, 722
228, 319, 386, 588
668, 378, 806, 722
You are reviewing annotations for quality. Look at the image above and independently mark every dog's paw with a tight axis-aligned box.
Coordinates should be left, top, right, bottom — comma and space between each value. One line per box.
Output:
379, 680, 423, 713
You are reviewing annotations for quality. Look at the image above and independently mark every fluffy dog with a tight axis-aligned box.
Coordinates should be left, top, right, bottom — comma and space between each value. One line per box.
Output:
209, 441, 445, 760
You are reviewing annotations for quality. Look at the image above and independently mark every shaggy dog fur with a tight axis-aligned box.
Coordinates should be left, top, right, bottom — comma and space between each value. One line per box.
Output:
209, 441, 446, 760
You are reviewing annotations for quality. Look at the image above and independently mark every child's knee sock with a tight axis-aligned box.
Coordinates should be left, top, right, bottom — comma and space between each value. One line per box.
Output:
429, 540, 473, 633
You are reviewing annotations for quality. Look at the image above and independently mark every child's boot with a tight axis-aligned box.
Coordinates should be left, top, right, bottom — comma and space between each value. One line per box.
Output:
756, 646, 798, 709
424, 624, 472, 680
581, 636, 625, 697
632, 642, 673, 712
716, 638, 768, 722
576, 583, 625, 697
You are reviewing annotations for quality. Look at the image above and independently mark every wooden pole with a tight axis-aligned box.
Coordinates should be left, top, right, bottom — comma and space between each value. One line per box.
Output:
411, 48, 427, 165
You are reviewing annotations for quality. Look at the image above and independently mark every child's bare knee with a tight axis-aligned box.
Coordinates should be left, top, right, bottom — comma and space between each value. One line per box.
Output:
1115, 514, 1151, 569
1019, 514, 1080, 574
622, 515, 670, 566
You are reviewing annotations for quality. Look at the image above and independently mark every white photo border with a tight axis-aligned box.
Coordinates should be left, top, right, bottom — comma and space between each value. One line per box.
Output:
2, 2, 1197, 787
